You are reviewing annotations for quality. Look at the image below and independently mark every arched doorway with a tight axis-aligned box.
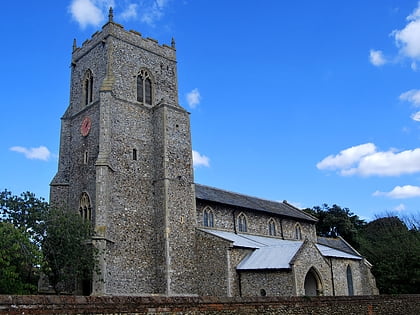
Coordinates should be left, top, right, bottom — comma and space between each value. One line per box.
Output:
304, 268, 322, 296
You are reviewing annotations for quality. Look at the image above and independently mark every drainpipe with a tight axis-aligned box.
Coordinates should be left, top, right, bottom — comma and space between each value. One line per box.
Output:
330, 257, 335, 296
233, 210, 237, 234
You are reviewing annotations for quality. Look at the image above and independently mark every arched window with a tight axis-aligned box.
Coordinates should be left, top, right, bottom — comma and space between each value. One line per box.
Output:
137, 69, 152, 105
268, 218, 276, 236
79, 192, 92, 221
238, 213, 247, 232
295, 224, 302, 240
203, 207, 214, 227
84, 70, 93, 105
347, 265, 354, 296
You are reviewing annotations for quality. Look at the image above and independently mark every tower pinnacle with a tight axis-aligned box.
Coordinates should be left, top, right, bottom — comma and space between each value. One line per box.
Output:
108, 7, 114, 23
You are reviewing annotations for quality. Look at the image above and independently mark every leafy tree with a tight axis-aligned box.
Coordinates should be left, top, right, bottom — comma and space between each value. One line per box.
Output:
0, 190, 47, 294
1, 189, 98, 295
303, 203, 366, 249
359, 216, 420, 294
41, 207, 98, 294
0, 222, 40, 294
0, 189, 48, 246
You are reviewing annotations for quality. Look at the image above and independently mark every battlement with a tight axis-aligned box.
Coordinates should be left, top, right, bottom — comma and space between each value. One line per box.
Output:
72, 7, 176, 62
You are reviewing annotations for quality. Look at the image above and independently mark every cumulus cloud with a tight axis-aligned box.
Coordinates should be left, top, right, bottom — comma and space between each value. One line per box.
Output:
317, 143, 420, 176
393, 2, 420, 59
69, 0, 171, 28
120, 3, 138, 20
399, 89, 420, 106
69, 0, 114, 28
140, 0, 170, 26
373, 185, 420, 199
316, 143, 376, 171
10, 146, 51, 161
369, 49, 387, 66
192, 150, 210, 168
186, 88, 201, 109
411, 111, 420, 121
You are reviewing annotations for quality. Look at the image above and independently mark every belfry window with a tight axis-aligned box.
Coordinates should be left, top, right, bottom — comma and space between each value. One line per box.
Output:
137, 69, 152, 105
268, 218, 276, 236
79, 192, 92, 221
84, 70, 93, 105
238, 213, 247, 232
203, 207, 214, 227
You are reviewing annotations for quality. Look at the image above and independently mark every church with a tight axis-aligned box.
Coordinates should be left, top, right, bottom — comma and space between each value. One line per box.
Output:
50, 9, 378, 297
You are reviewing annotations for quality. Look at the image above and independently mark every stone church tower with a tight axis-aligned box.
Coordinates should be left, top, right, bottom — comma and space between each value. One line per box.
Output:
50, 9, 197, 295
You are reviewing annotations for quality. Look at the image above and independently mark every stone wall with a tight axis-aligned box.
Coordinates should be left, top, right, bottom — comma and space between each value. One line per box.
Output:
1, 295, 419, 314
196, 201, 316, 241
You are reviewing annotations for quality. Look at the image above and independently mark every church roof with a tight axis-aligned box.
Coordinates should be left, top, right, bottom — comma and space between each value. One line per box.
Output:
317, 236, 361, 256
195, 184, 317, 223
201, 229, 361, 271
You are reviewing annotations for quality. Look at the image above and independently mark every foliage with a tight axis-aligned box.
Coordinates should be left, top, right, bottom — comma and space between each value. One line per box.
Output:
0, 189, 48, 246
359, 216, 420, 294
0, 222, 40, 294
303, 203, 366, 249
0, 190, 47, 294
41, 207, 98, 294
1, 189, 99, 295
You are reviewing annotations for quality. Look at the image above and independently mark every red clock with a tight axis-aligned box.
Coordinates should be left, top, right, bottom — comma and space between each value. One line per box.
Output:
80, 116, 92, 136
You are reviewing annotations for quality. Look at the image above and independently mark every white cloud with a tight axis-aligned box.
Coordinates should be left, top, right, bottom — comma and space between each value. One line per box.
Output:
399, 89, 420, 106
317, 143, 420, 176
69, 0, 103, 28
69, 0, 170, 28
394, 203, 406, 211
373, 185, 420, 199
316, 143, 376, 171
393, 2, 420, 59
10, 146, 51, 161
411, 111, 420, 121
120, 3, 138, 20
186, 88, 201, 109
192, 150, 210, 168
140, 0, 169, 26
369, 49, 386, 66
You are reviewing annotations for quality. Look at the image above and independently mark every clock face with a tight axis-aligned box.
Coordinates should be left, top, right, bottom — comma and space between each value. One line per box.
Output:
80, 116, 92, 136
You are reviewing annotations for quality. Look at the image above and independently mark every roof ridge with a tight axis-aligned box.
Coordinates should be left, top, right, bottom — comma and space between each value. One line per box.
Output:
195, 183, 316, 222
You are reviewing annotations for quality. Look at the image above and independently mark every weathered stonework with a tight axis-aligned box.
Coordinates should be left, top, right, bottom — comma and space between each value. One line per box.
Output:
50, 11, 378, 297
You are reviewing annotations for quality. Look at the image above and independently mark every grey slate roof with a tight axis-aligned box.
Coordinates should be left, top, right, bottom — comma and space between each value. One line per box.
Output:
201, 229, 361, 270
195, 184, 317, 223
316, 244, 361, 260
317, 236, 361, 256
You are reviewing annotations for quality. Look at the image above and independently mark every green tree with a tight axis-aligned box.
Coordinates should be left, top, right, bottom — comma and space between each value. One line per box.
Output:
41, 207, 98, 294
0, 222, 40, 294
0, 189, 48, 246
360, 216, 420, 294
303, 203, 366, 249
0, 190, 47, 294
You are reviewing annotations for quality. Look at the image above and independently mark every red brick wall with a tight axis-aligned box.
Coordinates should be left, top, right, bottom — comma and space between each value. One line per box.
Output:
0, 295, 419, 314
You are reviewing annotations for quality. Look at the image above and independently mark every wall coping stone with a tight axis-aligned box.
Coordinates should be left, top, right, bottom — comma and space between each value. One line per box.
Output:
1, 294, 420, 314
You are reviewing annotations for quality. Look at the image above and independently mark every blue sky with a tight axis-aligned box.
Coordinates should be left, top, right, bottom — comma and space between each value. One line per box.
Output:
1, 0, 420, 221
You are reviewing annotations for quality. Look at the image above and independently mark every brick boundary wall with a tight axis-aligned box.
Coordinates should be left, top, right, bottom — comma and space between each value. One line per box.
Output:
0, 295, 419, 315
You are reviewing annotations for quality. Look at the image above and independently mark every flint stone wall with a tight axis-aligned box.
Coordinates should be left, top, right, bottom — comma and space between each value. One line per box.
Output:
1, 295, 419, 315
